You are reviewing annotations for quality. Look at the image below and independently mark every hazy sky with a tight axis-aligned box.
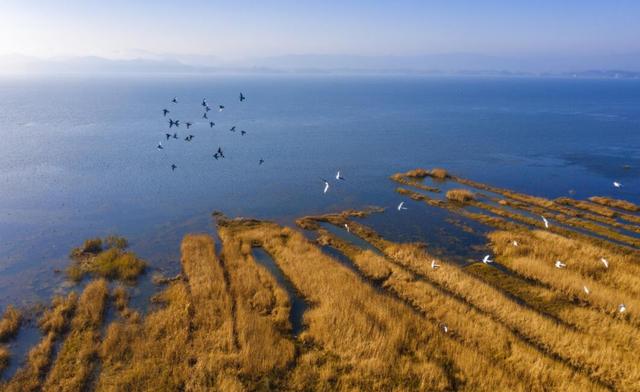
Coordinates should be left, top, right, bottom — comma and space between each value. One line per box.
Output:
1, 1, 639, 60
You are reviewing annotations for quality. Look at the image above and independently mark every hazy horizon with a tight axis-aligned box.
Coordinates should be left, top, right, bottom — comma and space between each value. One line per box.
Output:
2, 1, 640, 73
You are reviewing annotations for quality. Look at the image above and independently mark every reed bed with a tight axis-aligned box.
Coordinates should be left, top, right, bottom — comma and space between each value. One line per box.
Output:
389, 173, 441, 193
221, 217, 528, 391
446, 189, 476, 204
211, 228, 295, 385
311, 226, 603, 391
396, 184, 640, 257
3, 293, 78, 392
446, 173, 640, 246
306, 214, 640, 389
0, 346, 8, 374
489, 230, 640, 324
0, 304, 22, 370
95, 234, 243, 391
589, 196, 640, 213
43, 279, 109, 392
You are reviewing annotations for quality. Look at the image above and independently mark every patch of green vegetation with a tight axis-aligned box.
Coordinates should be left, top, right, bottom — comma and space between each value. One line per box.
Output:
66, 236, 145, 282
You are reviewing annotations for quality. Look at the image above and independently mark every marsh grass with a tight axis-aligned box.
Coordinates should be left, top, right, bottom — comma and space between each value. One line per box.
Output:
3, 293, 77, 392
221, 217, 530, 391
0, 305, 22, 342
43, 280, 108, 392
70, 238, 103, 259
67, 247, 146, 283
445, 189, 476, 204
430, 168, 449, 179
306, 213, 640, 389
310, 225, 602, 391
589, 196, 640, 213
554, 197, 617, 218
0, 345, 8, 371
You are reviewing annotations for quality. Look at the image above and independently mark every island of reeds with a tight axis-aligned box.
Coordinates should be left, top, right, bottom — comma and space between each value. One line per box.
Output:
1, 168, 639, 391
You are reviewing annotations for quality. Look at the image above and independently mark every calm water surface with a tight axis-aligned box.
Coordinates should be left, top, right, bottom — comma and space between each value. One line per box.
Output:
1, 74, 639, 310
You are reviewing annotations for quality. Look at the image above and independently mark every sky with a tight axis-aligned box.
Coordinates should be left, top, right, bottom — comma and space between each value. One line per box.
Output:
1, 1, 639, 66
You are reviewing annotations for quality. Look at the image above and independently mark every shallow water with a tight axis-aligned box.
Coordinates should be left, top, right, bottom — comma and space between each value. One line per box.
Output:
1, 74, 639, 311
251, 247, 307, 336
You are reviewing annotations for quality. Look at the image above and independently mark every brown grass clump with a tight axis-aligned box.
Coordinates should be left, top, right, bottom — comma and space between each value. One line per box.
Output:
39, 293, 78, 334
589, 196, 639, 212
405, 168, 431, 178
43, 279, 109, 392
446, 189, 476, 204
0, 345, 9, 373
0, 305, 22, 342
430, 168, 449, 179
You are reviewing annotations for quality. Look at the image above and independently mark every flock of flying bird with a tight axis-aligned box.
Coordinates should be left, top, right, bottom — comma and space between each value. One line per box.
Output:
156, 92, 259, 170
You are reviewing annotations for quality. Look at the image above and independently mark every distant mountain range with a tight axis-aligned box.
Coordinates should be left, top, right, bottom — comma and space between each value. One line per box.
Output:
1, 52, 639, 77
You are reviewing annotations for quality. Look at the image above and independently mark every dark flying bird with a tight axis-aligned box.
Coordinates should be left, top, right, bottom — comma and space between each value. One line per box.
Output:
185, 122, 193, 129
205, 105, 211, 112
217, 147, 224, 158
229, 126, 236, 132
259, 158, 264, 165
203, 112, 208, 119
157, 142, 164, 150
171, 164, 177, 171
173, 133, 178, 139
201, 98, 207, 107
171, 97, 178, 103
213, 153, 220, 160
169, 119, 180, 128
240, 130, 246, 136
239, 92, 246, 102
218, 105, 225, 112
185, 135, 194, 141
209, 121, 215, 128
165, 133, 171, 140
163, 109, 170, 116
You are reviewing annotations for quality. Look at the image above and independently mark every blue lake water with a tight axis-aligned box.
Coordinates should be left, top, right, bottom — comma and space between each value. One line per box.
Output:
0, 74, 639, 310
